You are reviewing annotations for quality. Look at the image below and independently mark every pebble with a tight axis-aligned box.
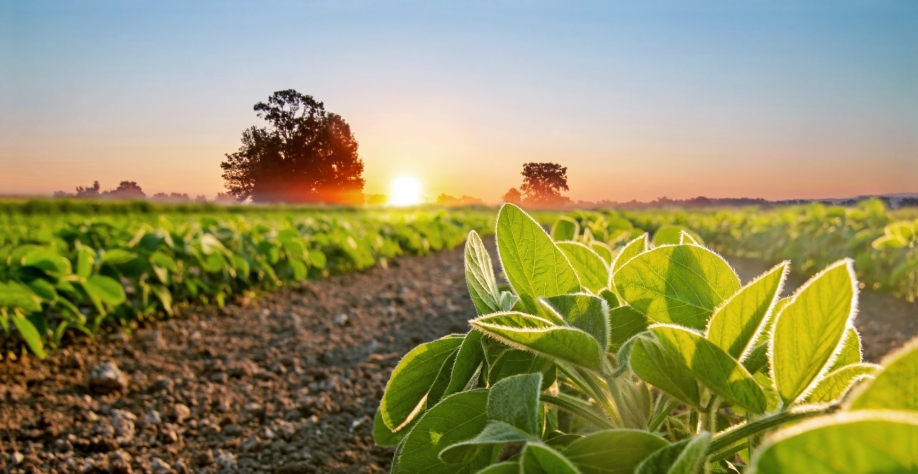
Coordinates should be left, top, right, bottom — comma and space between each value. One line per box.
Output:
144, 409, 162, 426
170, 404, 191, 423
112, 409, 137, 440
89, 361, 129, 394
333, 313, 349, 326
150, 457, 173, 474
11, 451, 24, 464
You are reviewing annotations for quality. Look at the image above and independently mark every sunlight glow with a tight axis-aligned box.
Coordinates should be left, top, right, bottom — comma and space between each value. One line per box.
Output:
389, 176, 423, 206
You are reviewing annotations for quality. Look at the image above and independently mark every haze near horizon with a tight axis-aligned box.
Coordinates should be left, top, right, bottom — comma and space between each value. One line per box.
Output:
1, 1, 915, 203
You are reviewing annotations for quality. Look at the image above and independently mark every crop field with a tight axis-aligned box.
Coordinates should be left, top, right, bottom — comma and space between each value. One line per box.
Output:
1, 201, 916, 473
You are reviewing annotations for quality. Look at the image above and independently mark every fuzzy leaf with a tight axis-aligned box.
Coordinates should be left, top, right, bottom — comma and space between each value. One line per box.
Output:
615, 245, 740, 330
828, 327, 862, 372
770, 260, 856, 406
805, 363, 879, 404
750, 412, 918, 474
651, 325, 766, 413
439, 421, 532, 464
636, 432, 711, 474
394, 390, 496, 474
465, 230, 501, 315
444, 330, 485, 397
563, 430, 669, 474
488, 373, 542, 435
850, 338, 918, 412
471, 312, 603, 372
608, 306, 648, 351
522, 443, 582, 474
542, 294, 610, 352
707, 262, 786, 360
611, 233, 648, 276
557, 242, 609, 294
629, 335, 702, 409
381, 335, 464, 431
496, 204, 580, 313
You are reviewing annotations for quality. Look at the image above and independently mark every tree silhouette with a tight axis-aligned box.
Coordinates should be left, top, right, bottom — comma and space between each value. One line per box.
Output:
502, 187, 522, 204
75, 181, 101, 198
221, 89, 365, 204
105, 181, 146, 199
519, 162, 569, 207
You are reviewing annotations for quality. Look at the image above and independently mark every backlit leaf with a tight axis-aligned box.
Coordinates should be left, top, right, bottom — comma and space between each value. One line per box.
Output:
522, 443, 582, 474
465, 230, 501, 315
557, 242, 609, 294
850, 337, 918, 412
563, 430, 669, 474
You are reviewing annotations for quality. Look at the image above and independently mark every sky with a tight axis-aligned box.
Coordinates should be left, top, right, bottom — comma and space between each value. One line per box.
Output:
1, 1, 916, 203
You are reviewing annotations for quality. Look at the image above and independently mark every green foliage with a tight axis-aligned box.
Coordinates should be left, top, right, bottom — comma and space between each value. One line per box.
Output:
378, 204, 918, 474
0, 208, 493, 357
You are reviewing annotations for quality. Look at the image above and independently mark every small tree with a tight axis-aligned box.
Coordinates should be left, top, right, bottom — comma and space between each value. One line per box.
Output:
502, 187, 522, 204
75, 181, 101, 198
519, 162, 569, 207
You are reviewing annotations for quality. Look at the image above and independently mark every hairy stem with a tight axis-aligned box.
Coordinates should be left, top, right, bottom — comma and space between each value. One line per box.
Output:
577, 368, 622, 426
540, 394, 616, 430
707, 404, 841, 455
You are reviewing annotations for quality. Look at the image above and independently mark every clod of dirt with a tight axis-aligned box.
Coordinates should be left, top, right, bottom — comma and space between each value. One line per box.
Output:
169, 403, 191, 423
89, 361, 129, 393
150, 457, 173, 474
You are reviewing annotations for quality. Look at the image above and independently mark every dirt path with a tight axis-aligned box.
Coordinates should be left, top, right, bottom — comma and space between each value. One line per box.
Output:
1, 245, 916, 473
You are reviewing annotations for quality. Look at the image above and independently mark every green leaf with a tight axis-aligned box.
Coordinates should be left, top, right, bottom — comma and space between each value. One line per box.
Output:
828, 327, 862, 372
83, 275, 126, 307
76, 247, 95, 278
439, 421, 532, 464
651, 325, 766, 414
308, 249, 327, 268
381, 335, 464, 431
551, 216, 580, 241
488, 373, 542, 435
636, 432, 711, 474
150, 284, 174, 316
427, 349, 460, 407
101, 249, 136, 265
542, 294, 610, 352
471, 312, 603, 372
444, 330, 485, 397
289, 259, 307, 280
374, 409, 414, 447
770, 260, 856, 406
26, 278, 57, 304
557, 242, 609, 294
652, 226, 703, 247
488, 349, 555, 390
629, 335, 702, 409
804, 363, 879, 403
563, 430, 669, 474
706, 262, 787, 360
12, 315, 46, 358
496, 204, 580, 313
611, 233, 648, 276
150, 251, 178, 272
22, 248, 72, 275
608, 306, 648, 351
522, 443, 582, 474
749, 412, 918, 474
394, 390, 496, 474
590, 242, 614, 266
465, 230, 501, 315
614, 245, 740, 330
475, 462, 520, 474
850, 338, 918, 412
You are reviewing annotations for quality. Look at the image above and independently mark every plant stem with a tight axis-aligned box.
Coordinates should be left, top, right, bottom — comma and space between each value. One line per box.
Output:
707, 404, 840, 455
540, 394, 616, 430
577, 368, 623, 426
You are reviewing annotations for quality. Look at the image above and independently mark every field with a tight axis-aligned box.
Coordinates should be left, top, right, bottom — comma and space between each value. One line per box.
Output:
1, 200, 917, 473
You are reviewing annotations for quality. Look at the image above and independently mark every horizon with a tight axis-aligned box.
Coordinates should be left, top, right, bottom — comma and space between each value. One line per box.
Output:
2, 1, 916, 202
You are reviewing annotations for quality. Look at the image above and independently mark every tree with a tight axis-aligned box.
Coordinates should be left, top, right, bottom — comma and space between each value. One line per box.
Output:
519, 162, 569, 207
75, 181, 101, 198
502, 187, 522, 204
104, 181, 146, 199
221, 89, 365, 204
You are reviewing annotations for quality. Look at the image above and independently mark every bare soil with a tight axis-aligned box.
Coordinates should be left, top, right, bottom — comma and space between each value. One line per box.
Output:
1, 244, 915, 473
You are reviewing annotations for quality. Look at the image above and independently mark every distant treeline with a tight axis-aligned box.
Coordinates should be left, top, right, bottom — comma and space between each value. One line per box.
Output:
570, 195, 910, 210
0, 198, 365, 216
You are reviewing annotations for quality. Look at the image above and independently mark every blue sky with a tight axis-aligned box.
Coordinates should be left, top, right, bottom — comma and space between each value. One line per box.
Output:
1, 1, 915, 201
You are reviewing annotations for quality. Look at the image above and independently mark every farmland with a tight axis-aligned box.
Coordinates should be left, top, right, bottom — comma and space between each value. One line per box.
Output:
1, 200, 916, 473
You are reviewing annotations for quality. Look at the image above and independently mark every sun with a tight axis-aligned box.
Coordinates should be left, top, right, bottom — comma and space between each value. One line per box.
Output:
388, 176, 423, 206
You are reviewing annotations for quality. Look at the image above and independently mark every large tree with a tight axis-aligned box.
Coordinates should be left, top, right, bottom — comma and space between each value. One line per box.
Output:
221, 90, 365, 204
519, 162, 569, 207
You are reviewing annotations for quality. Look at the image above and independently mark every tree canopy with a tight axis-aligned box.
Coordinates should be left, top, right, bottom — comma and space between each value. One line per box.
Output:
520, 162, 569, 207
221, 89, 365, 204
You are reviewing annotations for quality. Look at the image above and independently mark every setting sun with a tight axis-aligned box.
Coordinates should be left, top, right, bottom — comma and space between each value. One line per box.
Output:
389, 176, 422, 206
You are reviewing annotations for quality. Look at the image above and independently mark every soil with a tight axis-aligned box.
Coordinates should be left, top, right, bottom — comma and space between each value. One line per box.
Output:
1, 244, 916, 473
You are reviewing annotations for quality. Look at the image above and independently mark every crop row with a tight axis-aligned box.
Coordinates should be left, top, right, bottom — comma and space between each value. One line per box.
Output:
0, 209, 493, 358
555, 200, 918, 301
